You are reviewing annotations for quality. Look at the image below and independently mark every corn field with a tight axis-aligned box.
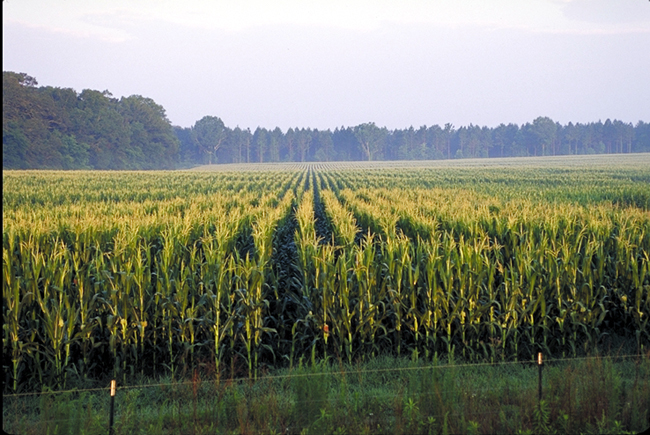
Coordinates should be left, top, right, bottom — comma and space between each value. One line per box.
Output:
3, 155, 650, 392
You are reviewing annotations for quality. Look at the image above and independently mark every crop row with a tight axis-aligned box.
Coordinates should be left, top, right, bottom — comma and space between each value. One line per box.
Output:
3, 170, 305, 391
327, 185, 648, 361
3, 162, 649, 393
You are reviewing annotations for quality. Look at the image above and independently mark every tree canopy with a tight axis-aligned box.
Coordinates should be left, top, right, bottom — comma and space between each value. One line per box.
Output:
3, 72, 178, 169
4, 71, 649, 170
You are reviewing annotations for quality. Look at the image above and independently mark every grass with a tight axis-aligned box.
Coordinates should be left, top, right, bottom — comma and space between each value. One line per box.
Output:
4, 352, 649, 435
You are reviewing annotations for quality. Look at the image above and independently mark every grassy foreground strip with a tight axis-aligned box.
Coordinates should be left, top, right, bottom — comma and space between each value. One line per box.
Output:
3, 353, 649, 435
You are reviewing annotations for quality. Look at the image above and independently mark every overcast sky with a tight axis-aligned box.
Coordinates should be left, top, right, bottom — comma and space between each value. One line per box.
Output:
3, 0, 649, 130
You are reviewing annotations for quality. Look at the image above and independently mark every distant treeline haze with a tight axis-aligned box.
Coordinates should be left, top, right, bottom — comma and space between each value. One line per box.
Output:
4, 71, 650, 170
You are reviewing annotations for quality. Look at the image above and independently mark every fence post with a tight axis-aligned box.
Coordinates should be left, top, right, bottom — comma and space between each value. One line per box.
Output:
109, 379, 116, 435
537, 353, 543, 402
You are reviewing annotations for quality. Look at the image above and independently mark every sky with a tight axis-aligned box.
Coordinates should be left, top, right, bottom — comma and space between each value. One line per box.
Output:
3, 0, 650, 131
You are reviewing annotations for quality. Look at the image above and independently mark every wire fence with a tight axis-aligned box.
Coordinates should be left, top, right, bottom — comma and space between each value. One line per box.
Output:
4, 352, 649, 435
3, 352, 645, 398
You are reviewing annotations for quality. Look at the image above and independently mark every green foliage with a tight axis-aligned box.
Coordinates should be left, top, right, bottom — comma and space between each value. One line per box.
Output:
3, 72, 178, 170
3, 123, 29, 168
533, 400, 551, 434
3, 355, 650, 434
293, 362, 330, 428
2, 158, 649, 396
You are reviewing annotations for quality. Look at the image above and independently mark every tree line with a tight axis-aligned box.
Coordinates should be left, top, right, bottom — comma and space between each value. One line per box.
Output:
178, 116, 650, 166
3, 72, 178, 169
4, 71, 650, 170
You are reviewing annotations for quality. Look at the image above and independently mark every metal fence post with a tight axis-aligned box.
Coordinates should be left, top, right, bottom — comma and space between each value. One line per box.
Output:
109, 379, 116, 435
538, 353, 543, 402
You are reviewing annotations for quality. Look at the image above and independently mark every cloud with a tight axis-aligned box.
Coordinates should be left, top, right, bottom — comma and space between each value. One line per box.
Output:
2, 1, 135, 42
5, 0, 648, 45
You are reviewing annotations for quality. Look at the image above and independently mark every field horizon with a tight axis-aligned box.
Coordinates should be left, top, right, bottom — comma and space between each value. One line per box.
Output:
186, 151, 650, 171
